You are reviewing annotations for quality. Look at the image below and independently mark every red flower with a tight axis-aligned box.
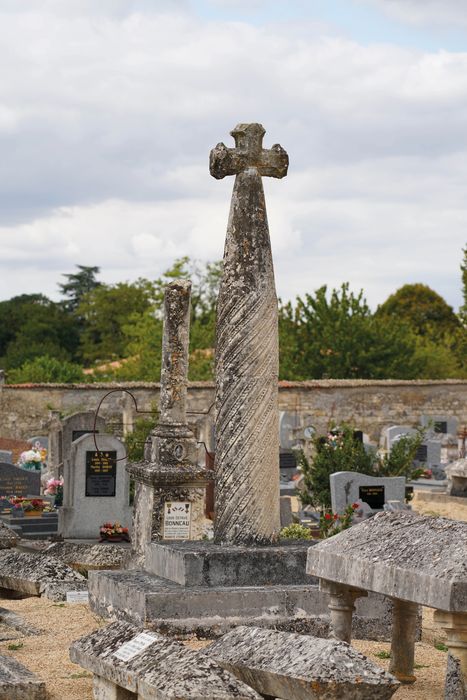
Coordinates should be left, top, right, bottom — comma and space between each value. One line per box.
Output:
333, 513, 339, 520
352, 503, 359, 510
324, 513, 332, 521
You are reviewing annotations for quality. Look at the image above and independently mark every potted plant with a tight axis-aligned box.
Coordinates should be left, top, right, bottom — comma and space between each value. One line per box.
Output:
99, 522, 130, 543
10, 497, 51, 517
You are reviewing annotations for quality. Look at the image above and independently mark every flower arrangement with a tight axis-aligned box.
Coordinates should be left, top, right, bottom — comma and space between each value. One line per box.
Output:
9, 497, 53, 514
99, 522, 130, 542
319, 503, 359, 539
19, 443, 47, 472
44, 477, 64, 506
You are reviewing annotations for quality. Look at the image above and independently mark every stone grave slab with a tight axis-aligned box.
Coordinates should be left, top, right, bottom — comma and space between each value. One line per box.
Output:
145, 540, 315, 587
0, 550, 85, 597
330, 471, 405, 514
205, 626, 399, 699
0, 463, 40, 499
307, 511, 467, 611
0, 653, 46, 699
69, 620, 261, 699
0, 523, 19, 550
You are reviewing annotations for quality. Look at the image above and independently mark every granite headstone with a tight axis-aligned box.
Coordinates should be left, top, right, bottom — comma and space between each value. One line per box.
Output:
0, 462, 40, 498
330, 471, 406, 514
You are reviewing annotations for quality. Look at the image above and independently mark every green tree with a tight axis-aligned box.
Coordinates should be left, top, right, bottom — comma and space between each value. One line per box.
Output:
377, 283, 460, 341
7, 356, 84, 383
460, 246, 467, 323
59, 265, 101, 313
0, 294, 80, 369
279, 284, 421, 380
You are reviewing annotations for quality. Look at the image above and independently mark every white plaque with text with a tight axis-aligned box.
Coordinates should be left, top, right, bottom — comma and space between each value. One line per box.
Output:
66, 591, 89, 604
113, 632, 158, 662
163, 501, 191, 540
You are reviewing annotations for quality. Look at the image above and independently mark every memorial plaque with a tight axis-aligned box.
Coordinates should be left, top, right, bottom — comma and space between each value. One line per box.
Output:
113, 632, 158, 662
415, 445, 428, 463
85, 451, 117, 497
66, 591, 89, 604
73, 429, 98, 442
163, 501, 191, 540
434, 421, 448, 434
0, 463, 40, 498
359, 485, 385, 510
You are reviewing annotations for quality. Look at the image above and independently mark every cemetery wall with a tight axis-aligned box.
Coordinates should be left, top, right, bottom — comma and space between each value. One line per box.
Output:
0, 379, 466, 442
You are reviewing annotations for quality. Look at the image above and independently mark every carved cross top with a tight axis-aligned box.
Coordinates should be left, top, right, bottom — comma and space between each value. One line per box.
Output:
210, 123, 288, 180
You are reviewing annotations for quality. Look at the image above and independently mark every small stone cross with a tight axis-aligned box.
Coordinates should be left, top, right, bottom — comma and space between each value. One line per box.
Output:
210, 123, 288, 180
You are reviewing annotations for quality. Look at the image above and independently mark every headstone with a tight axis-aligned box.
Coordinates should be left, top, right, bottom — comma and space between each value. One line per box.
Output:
59, 433, 131, 539
49, 410, 107, 478
28, 436, 48, 450
385, 426, 417, 450
211, 123, 288, 545
330, 471, 406, 514
0, 451, 12, 464
127, 281, 211, 560
0, 462, 40, 498
421, 414, 458, 436
279, 411, 300, 450
413, 439, 442, 469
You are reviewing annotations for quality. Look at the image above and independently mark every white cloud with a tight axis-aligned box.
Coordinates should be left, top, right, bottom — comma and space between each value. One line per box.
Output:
361, 0, 467, 29
0, 1, 465, 311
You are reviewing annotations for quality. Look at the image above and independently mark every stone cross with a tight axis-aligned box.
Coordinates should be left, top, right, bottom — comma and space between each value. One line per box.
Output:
210, 123, 288, 545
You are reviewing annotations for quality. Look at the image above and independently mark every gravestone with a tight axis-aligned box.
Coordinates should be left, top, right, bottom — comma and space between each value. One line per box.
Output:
279, 411, 300, 450
48, 410, 106, 478
421, 414, 458, 436
0, 451, 12, 464
412, 439, 442, 469
385, 426, 416, 450
0, 463, 40, 498
330, 471, 406, 514
28, 436, 48, 450
59, 433, 131, 539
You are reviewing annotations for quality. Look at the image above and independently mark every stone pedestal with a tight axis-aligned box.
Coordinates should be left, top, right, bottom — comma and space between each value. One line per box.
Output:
389, 599, 419, 684
320, 580, 367, 644
434, 610, 467, 686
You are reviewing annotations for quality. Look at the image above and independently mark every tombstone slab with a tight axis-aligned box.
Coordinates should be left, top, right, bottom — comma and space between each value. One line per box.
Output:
70, 620, 261, 699
0, 653, 46, 699
0, 550, 85, 597
205, 626, 399, 699
330, 471, 406, 514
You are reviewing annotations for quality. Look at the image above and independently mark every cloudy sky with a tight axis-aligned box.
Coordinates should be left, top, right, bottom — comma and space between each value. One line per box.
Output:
1, 0, 466, 311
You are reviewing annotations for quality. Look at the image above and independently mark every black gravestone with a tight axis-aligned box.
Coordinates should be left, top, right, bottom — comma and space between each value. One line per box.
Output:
359, 485, 385, 510
85, 451, 117, 497
0, 463, 41, 497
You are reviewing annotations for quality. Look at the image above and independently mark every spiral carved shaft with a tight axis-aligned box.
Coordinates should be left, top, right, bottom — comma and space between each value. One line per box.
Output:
214, 168, 281, 544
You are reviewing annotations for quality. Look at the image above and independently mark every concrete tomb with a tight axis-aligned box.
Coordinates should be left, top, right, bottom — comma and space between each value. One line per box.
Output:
0, 653, 46, 699
307, 511, 467, 688
330, 471, 406, 514
205, 625, 400, 699
59, 433, 131, 539
0, 549, 85, 599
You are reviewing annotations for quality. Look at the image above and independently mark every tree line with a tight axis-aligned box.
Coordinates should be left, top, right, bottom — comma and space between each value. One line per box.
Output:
2, 249, 466, 384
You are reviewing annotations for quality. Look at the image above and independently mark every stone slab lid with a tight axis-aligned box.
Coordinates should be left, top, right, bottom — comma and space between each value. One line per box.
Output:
0, 550, 85, 597
306, 511, 467, 611
204, 626, 399, 699
70, 620, 261, 699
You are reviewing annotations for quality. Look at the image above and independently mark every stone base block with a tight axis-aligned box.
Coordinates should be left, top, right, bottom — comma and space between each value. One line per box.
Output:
70, 620, 261, 699
0, 653, 46, 699
205, 626, 400, 699
88, 569, 401, 641
145, 540, 316, 586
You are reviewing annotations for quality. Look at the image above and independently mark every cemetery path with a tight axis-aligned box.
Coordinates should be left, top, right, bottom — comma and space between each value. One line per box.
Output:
0, 596, 451, 699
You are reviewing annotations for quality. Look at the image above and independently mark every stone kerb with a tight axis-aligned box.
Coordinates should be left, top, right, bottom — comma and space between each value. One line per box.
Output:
330, 471, 406, 514
59, 433, 131, 539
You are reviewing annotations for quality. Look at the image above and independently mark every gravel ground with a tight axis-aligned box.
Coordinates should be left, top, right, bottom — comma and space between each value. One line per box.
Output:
0, 596, 452, 700
412, 492, 467, 522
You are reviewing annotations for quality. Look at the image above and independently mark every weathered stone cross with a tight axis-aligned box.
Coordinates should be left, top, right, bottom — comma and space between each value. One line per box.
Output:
210, 123, 288, 180
211, 124, 288, 545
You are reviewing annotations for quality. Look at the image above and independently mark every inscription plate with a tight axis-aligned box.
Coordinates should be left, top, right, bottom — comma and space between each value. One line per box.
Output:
66, 591, 89, 603
415, 445, 428, 463
434, 421, 448, 434
113, 632, 158, 662
163, 501, 191, 540
85, 451, 117, 497
0, 463, 40, 498
359, 485, 385, 510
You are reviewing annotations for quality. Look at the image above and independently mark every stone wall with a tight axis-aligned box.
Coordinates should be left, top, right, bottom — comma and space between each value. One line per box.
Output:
0, 380, 466, 445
